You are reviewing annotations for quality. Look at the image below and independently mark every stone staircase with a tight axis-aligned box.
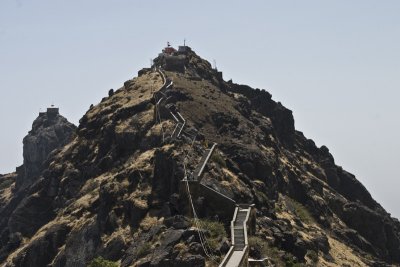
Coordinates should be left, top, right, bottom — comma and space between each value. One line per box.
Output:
219, 205, 252, 267
233, 208, 249, 250
152, 68, 255, 267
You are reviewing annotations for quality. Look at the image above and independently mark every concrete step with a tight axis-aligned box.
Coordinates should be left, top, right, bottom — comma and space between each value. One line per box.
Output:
236, 216, 247, 222
234, 245, 245, 251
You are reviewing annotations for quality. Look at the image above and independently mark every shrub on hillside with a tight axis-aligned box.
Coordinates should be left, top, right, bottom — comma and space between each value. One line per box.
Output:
88, 257, 118, 267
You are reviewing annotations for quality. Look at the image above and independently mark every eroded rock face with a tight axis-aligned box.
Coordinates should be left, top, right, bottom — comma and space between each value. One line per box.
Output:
16, 108, 76, 190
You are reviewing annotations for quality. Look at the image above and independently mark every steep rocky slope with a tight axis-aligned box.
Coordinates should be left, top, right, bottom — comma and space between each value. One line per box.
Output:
0, 108, 76, 264
0, 46, 399, 267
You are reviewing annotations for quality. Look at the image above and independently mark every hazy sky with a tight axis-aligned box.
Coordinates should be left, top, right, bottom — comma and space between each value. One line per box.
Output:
1, 0, 399, 218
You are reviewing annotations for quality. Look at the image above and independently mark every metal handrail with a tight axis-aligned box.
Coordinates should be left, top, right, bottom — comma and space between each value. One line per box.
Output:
195, 143, 217, 181
231, 207, 239, 246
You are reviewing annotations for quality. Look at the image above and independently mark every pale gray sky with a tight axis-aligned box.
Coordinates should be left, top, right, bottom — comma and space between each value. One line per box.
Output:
1, 0, 399, 218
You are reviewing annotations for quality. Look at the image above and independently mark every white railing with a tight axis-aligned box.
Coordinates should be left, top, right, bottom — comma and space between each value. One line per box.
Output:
196, 143, 217, 181
231, 207, 239, 246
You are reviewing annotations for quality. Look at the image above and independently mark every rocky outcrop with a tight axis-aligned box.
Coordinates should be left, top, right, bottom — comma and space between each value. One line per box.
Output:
16, 108, 76, 190
0, 108, 75, 264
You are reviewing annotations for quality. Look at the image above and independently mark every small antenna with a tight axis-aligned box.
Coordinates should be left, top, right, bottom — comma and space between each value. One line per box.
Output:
184, 38, 186, 46
213, 59, 217, 70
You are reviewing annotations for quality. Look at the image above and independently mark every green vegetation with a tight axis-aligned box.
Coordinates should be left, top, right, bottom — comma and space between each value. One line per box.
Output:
285, 197, 314, 224
307, 250, 319, 263
211, 153, 227, 168
87, 257, 118, 267
285, 258, 306, 267
196, 219, 226, 250
255, 191, 269, 204
146, 102, 153, 110
248, 237, 307, 267
0, 178, 13, 191
248, 236, 283, 266
136, 242, 152, 258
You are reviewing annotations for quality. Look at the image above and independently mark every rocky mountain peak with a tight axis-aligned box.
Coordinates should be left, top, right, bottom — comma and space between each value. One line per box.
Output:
152, 44, 223, 83
16, 107, 76, 190
0, 47, 399, 267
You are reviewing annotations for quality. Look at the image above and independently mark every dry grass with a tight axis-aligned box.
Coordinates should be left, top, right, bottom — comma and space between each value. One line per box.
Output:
85, 71, 162, 122
133, 198, 148, 210
0, 175, 14, 204
319, 236, 368, 267
140, 215, 160, 231
129, 149, 155, 171
220, 167, 247, 194
173, 242, 188, 256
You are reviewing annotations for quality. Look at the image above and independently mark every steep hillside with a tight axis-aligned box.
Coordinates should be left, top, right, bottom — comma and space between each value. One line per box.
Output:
0, 46, 399, 267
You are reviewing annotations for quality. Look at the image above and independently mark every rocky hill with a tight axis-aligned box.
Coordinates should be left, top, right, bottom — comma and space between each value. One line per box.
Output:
0, 107, 76, 264
0, 46, 399, 267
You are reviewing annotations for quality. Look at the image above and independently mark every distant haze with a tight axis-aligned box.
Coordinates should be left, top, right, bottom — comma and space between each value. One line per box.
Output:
1, 0, 399, 218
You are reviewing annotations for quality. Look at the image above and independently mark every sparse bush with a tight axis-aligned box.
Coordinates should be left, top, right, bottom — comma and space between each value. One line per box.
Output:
211, 153, 226, 168
285, 258, 306, 267
146, 102, 153, 110
196, 219, 226, 250
307, 250, 318, 263
0, 178, 13, 191
140, 216, 159, 231
136, 242, 152, 259
173, 242, 188, 256
255, 191, 269, 204
286, 197, 314, 224
87, 256, 118, 267
249, 236, 282, 265
274, 202, 283, 213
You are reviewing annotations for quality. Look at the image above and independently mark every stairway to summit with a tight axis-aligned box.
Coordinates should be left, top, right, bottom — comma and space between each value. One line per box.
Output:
152, 67, 254, 267
2, 45, 400, 267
